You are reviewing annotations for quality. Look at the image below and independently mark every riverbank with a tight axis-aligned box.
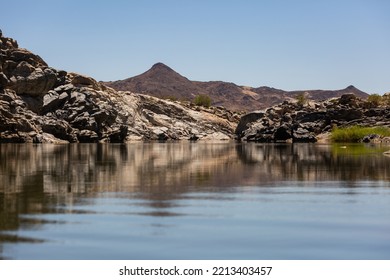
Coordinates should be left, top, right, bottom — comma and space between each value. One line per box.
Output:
236, 93, 390, 144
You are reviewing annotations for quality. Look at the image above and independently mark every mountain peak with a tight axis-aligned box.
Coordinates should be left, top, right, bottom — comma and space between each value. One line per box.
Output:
149, 62, 175, 73
143, 62, 185, 80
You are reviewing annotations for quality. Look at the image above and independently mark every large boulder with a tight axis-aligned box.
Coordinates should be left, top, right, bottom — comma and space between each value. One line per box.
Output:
42, 91, 69, 114
235, 111, 265, 136
9, 63, 57, 96
69, 73, 101, 91
8, 48, 47, 67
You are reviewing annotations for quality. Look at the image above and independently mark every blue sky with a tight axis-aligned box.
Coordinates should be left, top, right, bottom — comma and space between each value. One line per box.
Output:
2, 0, 389, 93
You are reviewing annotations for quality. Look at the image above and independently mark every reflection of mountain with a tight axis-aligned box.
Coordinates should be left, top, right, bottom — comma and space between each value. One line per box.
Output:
1, 143, 390, 233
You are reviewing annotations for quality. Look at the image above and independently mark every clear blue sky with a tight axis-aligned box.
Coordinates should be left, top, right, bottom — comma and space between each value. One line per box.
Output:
2, 0, 389, 93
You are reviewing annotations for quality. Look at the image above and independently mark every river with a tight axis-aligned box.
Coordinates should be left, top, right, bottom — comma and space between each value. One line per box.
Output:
0, 142, 389, 259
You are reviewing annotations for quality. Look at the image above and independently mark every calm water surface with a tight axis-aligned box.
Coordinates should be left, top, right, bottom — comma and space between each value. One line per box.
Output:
0, 142, 389, 259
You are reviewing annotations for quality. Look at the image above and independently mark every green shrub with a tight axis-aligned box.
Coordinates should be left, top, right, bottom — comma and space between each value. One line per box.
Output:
366, 94, 382, 107
331, 125, 390, 143
295, 93, 307, 107
193, 94, 211, 108
382, 94, 390, 106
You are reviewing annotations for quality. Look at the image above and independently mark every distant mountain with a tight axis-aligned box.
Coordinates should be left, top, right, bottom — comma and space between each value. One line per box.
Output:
106, 63, 201, 101
105, 63, 370, 112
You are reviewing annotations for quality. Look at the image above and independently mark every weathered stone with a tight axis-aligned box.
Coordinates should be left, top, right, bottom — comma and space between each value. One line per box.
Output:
0, 72, 9, 88
381, 137, 390, 144
10, 66, 57, 96
235, 111, 265, 136
34, 132, 69, 144
0, 131, 31, 143
54, 83, 74, 93
364, 108, 385, 117
71, 113, 98, 131
70, 73, 100, 90
9, 48, 47, 67
12, 61, 35, 77
296, 111, 327, 123
362, 134, 381, 143
327, 108, 363, 121
253, 132, 274, 143
108, 125, 128, 143
274, 125, 292, 141
78, 130, 99, 143
41, 119, 77, 142
69, 91, 86, 104
293, 128, 316, 143
339, 93, 358, 106
42, 92, 68, 113
189, 134, 199, 141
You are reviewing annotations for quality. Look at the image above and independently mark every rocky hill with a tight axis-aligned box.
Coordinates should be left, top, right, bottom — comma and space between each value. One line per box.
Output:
105, 63, 369, 112
0, 31, 238, 143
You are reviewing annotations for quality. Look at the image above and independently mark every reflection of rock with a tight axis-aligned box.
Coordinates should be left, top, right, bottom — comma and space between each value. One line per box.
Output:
2, 143, 390, 196
2, 142, 390, 236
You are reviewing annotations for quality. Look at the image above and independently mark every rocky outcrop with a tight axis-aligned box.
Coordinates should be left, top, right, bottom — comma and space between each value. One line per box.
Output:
0, 32, 238, 143
236, 94, 390, 143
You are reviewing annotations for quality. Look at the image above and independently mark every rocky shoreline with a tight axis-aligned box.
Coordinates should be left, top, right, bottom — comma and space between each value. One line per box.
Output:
236, 93, 390, 143
1, 31, 389, 144
0, 31, 238, 143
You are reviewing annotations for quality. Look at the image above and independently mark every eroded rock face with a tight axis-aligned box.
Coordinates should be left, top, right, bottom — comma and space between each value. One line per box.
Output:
1, 34, 59, 97
237, 95, 390, 143
0, 31, 238, 143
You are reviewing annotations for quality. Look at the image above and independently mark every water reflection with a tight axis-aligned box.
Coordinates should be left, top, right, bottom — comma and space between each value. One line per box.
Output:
1, 143, 390, 259
237, 143, 390, 183
2, 143, 390, 194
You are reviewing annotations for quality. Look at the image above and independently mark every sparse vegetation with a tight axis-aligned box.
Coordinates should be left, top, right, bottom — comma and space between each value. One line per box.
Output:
331, 125, 390, 143
364, 93, 390, 107
295, 93, 307, 107
366, 94, 382, 107
193, 94, 211, 108
165, 95, 178, 101
382, 93, 390, 106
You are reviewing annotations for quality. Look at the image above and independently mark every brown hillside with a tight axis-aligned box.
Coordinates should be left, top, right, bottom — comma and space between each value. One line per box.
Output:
105, 63, 370, 112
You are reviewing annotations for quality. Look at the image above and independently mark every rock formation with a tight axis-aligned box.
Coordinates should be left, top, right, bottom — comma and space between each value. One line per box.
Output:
0, 31, 387, 144
0, 32, 238, 143
236, 93, 390, 143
